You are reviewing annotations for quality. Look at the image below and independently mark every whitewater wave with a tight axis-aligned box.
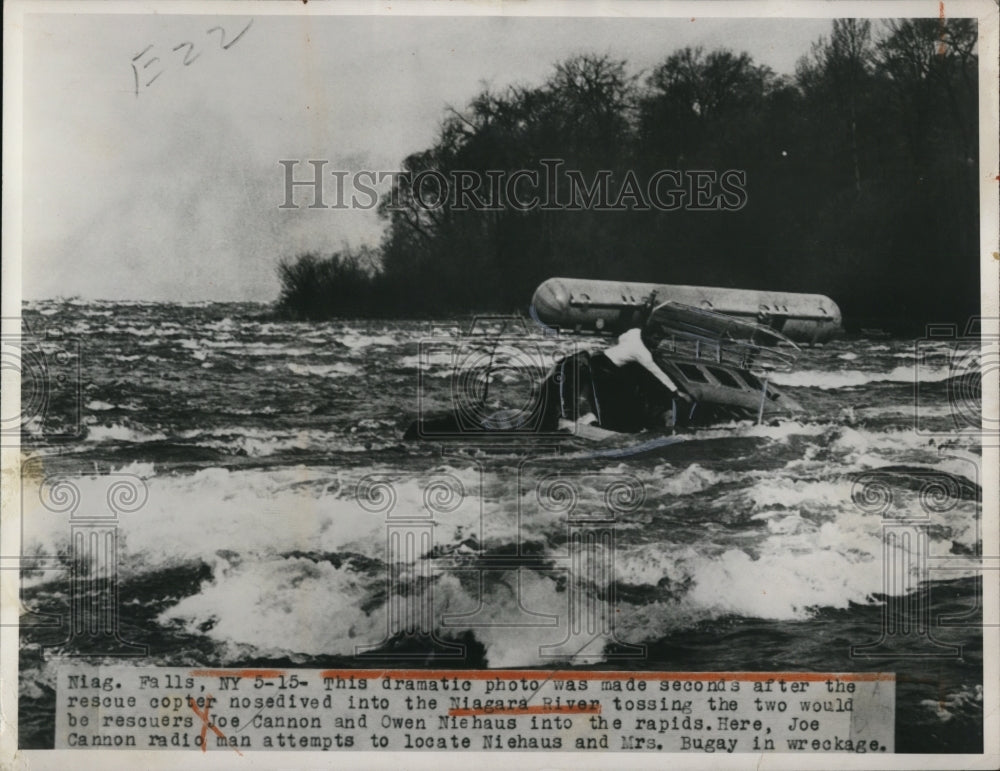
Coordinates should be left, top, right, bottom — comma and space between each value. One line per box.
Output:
85, 424, 168, 443
340, 333, 401, 349
172, 426, 387, 456
286, 362, 360, 378
19, 454, 981, 666
769, 363, 955, 389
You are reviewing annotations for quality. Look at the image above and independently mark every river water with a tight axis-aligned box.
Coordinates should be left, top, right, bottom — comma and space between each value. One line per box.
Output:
16, 300, 984, 752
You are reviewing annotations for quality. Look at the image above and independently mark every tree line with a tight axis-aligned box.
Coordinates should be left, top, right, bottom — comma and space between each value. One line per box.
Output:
276, 19, 980, 330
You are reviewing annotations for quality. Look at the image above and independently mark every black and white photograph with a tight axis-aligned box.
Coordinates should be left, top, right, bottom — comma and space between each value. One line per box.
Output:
2, 1, 998, 767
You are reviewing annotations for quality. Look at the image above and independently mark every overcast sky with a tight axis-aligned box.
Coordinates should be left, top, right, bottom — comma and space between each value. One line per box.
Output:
20, 11, 838, 301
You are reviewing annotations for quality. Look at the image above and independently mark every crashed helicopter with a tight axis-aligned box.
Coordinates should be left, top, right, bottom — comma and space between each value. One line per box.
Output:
405, 277, 843, 441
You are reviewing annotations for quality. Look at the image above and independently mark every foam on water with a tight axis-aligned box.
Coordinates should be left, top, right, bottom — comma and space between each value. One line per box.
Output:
19, 448, 981, 665
21, 465, 487, 570
167, 426, 381, 456
286, 361, 360, 377
85, 424, 168, 443
691, 419, 832, 442
648, 463, 730, 497
160, 554, 390, 658
339, 333, 401, 349
770, 363, 954, 389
